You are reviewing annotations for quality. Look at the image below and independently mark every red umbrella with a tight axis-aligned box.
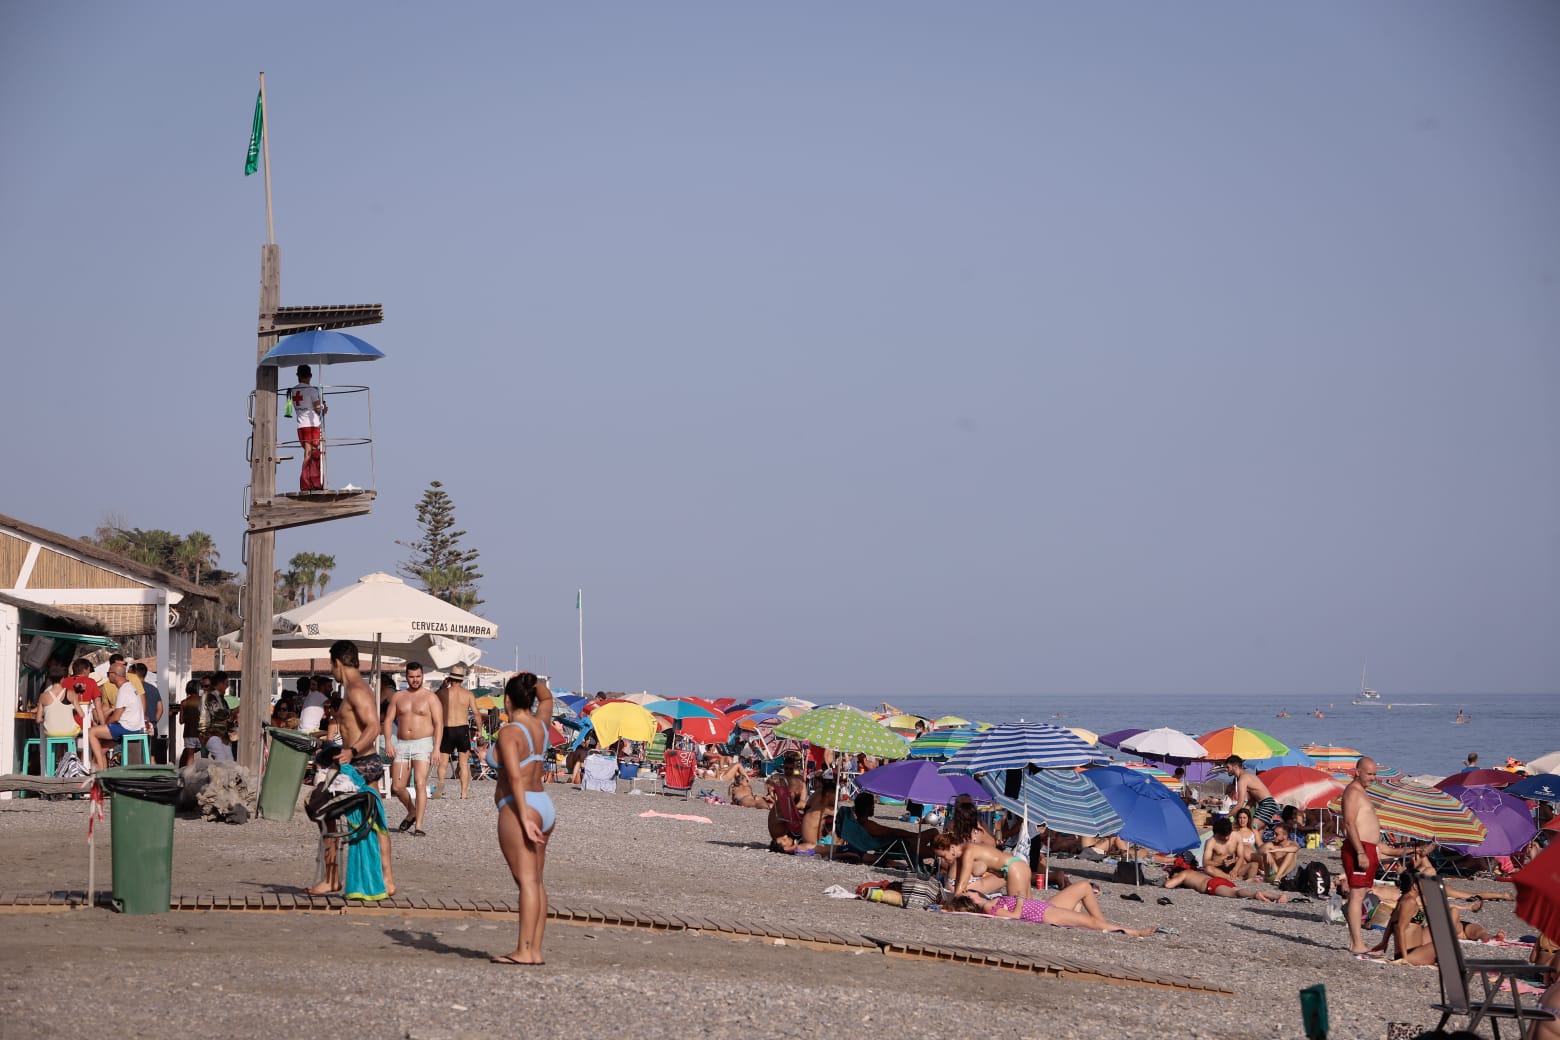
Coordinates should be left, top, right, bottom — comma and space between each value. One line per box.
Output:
546, 722, 568, 747
1260, 766, 1345, 810
680, 716, 736, 743
1513, 839, 1560, 945
1435, 769, 1523, 790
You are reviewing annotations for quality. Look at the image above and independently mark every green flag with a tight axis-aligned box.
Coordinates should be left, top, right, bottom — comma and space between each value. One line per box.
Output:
244, 91, 263, 176
576, 591, 581, 610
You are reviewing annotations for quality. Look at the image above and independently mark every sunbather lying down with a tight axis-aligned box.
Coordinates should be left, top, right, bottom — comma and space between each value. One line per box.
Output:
944, 881, 1158, 936
1164, 858, 1290, 903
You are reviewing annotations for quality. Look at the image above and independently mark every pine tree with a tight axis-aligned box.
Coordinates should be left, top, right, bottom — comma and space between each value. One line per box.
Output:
397, 480, 483, 609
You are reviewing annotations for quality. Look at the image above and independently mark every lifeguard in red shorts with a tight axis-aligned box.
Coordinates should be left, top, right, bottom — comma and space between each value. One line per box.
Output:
289, 364, 327, 491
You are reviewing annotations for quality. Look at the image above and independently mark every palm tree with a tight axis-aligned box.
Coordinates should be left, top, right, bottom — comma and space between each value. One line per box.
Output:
312, 553, 336, 601
287, 553, 319, 604
177, 531, 219, 584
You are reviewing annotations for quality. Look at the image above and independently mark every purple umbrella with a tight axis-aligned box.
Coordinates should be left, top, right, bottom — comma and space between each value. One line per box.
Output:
855, 759, 987, 805
1098, 727, 1147, 750
1441, 785, 1540, 857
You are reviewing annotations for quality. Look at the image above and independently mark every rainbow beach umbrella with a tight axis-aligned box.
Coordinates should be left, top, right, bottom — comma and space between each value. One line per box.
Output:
1198, 725, 1288, 761
1326, 776, 1487, 846
1303, 745, 1362, 769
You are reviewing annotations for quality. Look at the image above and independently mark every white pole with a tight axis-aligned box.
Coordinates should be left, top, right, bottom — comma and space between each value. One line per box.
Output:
258, 72, 275, 246
577, 590, 585, 697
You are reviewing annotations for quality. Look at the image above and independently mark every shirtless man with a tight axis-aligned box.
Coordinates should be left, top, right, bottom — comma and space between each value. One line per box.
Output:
1224, 756, 1279, 828
1201, 817, 1243, 880
1164, 858, 1289, 902
312, 640, 394, 896
434, 663, 477, 799
384, 661, 444, 835
1259, 823, 1300, 884
1341, 755, 1394, 954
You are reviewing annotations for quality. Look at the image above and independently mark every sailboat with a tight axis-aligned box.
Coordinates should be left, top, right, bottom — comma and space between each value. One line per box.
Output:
1351, 663, 1382, 706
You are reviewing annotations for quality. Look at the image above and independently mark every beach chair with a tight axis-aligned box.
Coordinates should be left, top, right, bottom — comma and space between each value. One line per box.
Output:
1417, 874, 1556, 1038
660, 748, 696, 798
645, 731, 669, 767
582, 753, 618, 793
769, 775, 804, 837
836, 808, 928, 876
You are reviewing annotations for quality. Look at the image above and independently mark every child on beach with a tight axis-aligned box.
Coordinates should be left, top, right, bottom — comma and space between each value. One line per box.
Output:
944, 881, 1158, 936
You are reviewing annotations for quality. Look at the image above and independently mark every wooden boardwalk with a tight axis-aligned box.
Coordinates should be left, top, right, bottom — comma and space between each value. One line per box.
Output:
0, 890, 1231, 996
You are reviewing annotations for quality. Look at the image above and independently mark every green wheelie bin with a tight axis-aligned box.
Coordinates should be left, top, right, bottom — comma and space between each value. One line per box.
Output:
96, 765, 181, 914
258, 726, 319, 822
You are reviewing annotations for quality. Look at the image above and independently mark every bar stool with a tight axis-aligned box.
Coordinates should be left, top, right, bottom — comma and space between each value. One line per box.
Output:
24, 735, 80, 777
119, 732, 153, 766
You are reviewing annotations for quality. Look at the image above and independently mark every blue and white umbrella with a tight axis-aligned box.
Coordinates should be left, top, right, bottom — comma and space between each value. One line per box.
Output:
1506, 774, 1560, 803
938, 723, 1099, 775
978, 770, 1123, 838
260, 329, 386, 366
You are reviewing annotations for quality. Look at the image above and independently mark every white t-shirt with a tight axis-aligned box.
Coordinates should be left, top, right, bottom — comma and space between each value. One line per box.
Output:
114, 683, 146, 731
298, 690, 328, 733
290, 384, 323, 429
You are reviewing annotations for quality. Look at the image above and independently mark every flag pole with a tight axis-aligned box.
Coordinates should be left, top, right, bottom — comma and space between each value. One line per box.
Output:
577, 590, 585, 697
259, 72, 275, 245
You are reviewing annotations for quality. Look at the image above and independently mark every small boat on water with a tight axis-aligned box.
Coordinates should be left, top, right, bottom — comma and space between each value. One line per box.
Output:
1352, 662, 1382, 706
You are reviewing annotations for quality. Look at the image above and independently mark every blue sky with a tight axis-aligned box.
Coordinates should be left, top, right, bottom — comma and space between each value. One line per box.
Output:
3, 3, 1556, 699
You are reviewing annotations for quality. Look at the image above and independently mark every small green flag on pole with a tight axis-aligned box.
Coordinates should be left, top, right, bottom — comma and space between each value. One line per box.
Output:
244, 91, 264, 176
576, 591, 581, 610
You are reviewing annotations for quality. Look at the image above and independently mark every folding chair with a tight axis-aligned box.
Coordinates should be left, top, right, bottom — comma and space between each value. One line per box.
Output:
1417, 874, 1556, 1038
660, 747, 696, 798
836, 809, 929, 876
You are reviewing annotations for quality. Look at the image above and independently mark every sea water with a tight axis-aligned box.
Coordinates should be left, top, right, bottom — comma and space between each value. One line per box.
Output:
875, 691, 1556, 778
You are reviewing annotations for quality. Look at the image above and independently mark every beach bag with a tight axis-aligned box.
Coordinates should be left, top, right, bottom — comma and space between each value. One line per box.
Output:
54, 751, 86, 779
1288, 861, 1331, 898
1112, 860, 1148, 885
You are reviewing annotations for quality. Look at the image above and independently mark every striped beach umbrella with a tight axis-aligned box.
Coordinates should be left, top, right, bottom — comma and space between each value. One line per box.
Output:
978, 770, 1123, 838
907, 727, 980, 761
937, 723, 1099, 775
643, 699, 719, 722
1124, 761, 1183, 793
773, 707, 912, 759
1259, 766, 1344, 810
1245, 747, 1315, 771
1198, 725, 1289, 761
1326, 776, 1488, 845
1303, 745, 1363, 769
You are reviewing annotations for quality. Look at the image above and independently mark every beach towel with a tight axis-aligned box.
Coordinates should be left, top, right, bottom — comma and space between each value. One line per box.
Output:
637, 810, 712, 824
340, 764, 388, 901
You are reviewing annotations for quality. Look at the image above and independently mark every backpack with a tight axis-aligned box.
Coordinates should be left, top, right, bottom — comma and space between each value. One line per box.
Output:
1287, 861, 1331, 898
54, 752, 86, 779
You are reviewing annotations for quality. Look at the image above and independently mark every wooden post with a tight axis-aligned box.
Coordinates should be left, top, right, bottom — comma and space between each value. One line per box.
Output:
239, 243, 281, 773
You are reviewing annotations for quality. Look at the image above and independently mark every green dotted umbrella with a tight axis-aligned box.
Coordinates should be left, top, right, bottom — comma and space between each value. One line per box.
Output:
773, 707, 911, 760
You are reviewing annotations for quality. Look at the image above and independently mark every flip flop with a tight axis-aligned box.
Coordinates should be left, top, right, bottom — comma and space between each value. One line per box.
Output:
490, 955, 541, 965
412, 828, 427, 837
1119, 892, 1144, 902
1154, 926, 1181, 935
397, 818, 414, 832
1157, 896, 1174, 906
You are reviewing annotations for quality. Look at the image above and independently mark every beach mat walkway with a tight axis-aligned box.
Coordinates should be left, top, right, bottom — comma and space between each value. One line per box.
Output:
0, 890, 1230, 996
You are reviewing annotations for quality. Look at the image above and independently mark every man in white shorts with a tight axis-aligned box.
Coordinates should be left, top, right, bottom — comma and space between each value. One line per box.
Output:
383, 662, 443, 836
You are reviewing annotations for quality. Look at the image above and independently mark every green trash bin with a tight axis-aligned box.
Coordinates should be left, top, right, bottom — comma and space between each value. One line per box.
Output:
96, 765, 181, 915
258, 726, 319, 822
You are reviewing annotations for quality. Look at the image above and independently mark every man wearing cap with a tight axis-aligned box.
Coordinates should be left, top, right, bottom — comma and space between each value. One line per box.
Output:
288, 363, 327, 492
434, 663, 478, 800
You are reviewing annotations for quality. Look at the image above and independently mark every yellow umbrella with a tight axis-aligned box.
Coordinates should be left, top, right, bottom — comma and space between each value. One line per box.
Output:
879, 714, 928, 730
1068, 727, 1100, 745
475, 695, 499, 710
591, 701, 658, 745
933, 715, 971, 728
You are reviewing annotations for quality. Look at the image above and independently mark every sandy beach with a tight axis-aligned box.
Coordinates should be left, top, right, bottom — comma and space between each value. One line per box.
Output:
0, 779, 1533, 1040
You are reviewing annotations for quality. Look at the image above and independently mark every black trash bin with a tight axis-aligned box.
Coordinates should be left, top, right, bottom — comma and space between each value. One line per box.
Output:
96, 765, 182, 914
258, 727, 319, 822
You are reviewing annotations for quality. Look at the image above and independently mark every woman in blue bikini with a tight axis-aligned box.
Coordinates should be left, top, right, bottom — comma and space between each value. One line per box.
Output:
492, 672, 555, 965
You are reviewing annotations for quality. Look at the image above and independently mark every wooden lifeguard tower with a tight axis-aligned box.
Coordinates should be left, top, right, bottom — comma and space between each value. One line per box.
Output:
237, 75, 384, 772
